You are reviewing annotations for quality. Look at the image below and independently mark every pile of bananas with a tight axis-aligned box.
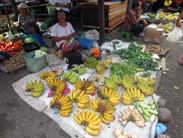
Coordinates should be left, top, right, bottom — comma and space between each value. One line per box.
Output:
74, 110, 102, 136
96, 62, 106, 74
84, 57, 98, 68
75, 79, 96, 95
121, 88, 145, 105
62, 71, 80, 84
50, 94, 73, 117
98, 88, 120, 106
104, 75, 120, 90
69, 89, 90, 108
121, 75, 155, 96
164, 0, 172, 7
71, 65, 87, 75
39, 71, 57, 81
25, 80, 44, 97
90, 99, 115, 124
163, 23, 172, 33
46, 79, 66, 95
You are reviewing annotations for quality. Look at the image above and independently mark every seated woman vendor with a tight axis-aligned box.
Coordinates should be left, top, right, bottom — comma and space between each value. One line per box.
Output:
50, 10, 79, 57
122, 0, 147, 37
17, 3, 38, 34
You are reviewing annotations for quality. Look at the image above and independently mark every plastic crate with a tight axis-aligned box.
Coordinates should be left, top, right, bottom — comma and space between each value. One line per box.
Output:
24, 52, 48, 73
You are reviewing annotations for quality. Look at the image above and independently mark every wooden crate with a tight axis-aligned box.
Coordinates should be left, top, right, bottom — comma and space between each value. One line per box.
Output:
81, 1, 127, 32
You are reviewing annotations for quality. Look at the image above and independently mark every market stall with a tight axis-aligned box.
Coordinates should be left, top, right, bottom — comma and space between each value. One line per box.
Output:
12, 40, 166, 138
80, 1, 128, 32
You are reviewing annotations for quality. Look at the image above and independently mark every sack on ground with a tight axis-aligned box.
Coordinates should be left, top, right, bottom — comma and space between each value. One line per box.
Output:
166, 27, 183, 42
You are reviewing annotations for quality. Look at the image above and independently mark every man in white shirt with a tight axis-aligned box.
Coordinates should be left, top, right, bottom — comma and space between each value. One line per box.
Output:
50, 10, 75, 48
49, 0, 71, 12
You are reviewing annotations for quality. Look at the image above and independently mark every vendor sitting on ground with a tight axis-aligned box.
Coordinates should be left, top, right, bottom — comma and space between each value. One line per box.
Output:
16, 3, 39, 34
50, 10, 79, 57
122, 0, 147, 37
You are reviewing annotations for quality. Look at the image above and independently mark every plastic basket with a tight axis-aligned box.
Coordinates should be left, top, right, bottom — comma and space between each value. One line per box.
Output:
24, 52, 48, 73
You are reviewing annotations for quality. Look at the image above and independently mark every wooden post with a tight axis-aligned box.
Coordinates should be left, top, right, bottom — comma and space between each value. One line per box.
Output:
98, 0, 105, 46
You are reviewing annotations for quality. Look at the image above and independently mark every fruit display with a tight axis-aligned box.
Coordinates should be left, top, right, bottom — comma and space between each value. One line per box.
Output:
111, 62, 142, 78
98, 88, 120, 106
84, 57, 98, 68
0, 40, 23, 55
90, 99, 115, 124
121, 88, 145, 105
74, 110, 102, 136
114, 42, 158, 70
119, 107, 145, 127
25, 80, 44, 97
62, 71, 80, 84
158, 12, 179, 21
102, 59, 112, 68
89, 73, 106, 86
104, 75, 120, 90
69, 89, 90, 109
114, 128, 138, 138
46, 79, 66, 95
147, 13, 157, 19
39, 71, 57, 81
71, 65, 87, 75
134, 101, 158, 122
50, 94, 73, 117
121, 75, 155, 96
74, 79, 96, 95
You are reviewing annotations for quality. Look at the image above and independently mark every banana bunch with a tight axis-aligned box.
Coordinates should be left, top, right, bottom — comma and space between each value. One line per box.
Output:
164, 0, 172, 7
164, 23, 171, 33
121, 88, 145, 105
46, 78, 66, 95
71, 65, 87, 75
75, 79, 96, 95
62, 71, 80, 84
69, 89, 90, 108
104, 75, 120, 90
102, 59, 112, 68
98, 88, 120, 106
25, 80, 44, 97
121, 75, 155, 96
90, 99, 115, 124
158, 12, 165, 20
51, 95, 73, 117
96, 62, 106, 74
74, 110, 102, 136
39, 71, 57, 80
84, 57, 98, 68
135, 77, 155, 96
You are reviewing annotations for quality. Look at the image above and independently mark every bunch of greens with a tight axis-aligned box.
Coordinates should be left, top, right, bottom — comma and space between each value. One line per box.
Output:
111, 62, 143, 78
114, 42, 158, 70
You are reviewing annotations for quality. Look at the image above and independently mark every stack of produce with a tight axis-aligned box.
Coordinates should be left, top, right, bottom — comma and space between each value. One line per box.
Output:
104, 75, 121, 90
69, 89, 90, 109
84, 57, 98, 68
158, 12, 179, 20
90, 99, 115, 124
119, 107, 145, 127
111, 62, 142, 78
98, 88, 120, 106
121, 88, 145, 105
71, 65, 87, 75
62, 71, 80, 84
134, 101, 158, 122
75, 79, 96, 96
96, 62, 107, 74
25, 80, 44, 97
0, 40, 23, 56
74, 110, 102, 136
114, 42, 158, 70
121, 75, 155, 96
50, 94, 73, 117
40, 71, 57, 82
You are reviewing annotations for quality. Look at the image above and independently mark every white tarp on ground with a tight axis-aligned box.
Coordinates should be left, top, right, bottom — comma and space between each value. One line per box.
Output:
12, 42, 160, 138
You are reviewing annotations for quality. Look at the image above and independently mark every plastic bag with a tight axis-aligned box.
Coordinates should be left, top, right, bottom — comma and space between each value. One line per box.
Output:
166, 27, 183, 42
84, 29, 99, 41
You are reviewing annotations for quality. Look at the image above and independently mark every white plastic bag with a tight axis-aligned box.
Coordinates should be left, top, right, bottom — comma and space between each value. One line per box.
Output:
167, 27, 183, 42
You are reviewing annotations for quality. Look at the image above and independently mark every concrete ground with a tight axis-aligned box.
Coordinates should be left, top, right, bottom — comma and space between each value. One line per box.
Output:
0, 29, 183, 138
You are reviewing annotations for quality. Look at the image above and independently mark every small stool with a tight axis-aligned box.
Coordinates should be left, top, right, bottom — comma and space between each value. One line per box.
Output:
121, 31, 132, 40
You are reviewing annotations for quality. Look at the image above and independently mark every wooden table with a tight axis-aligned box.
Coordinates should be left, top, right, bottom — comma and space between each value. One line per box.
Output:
80, 1, 127, 32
